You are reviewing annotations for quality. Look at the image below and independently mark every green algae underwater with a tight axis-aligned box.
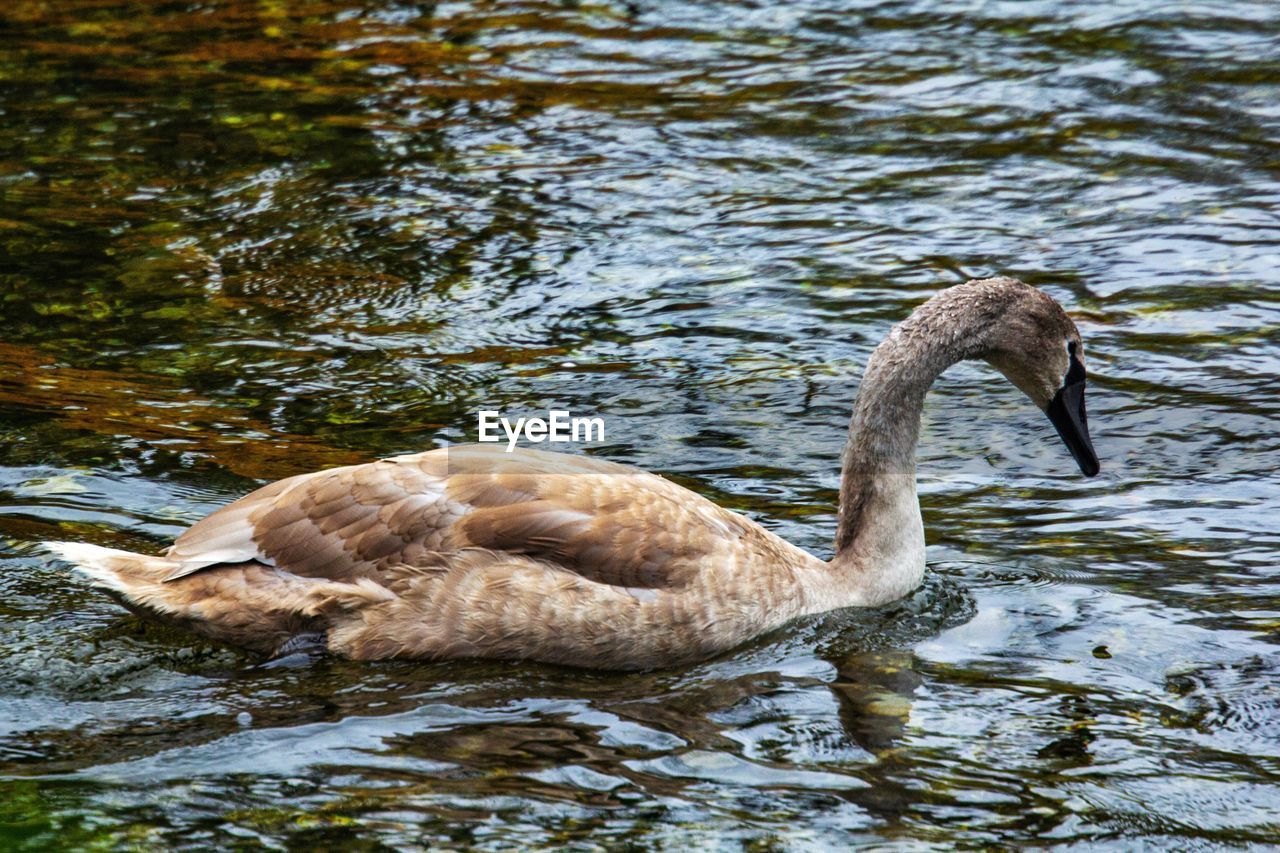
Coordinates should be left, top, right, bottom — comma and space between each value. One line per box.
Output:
2, 0, 1280, 847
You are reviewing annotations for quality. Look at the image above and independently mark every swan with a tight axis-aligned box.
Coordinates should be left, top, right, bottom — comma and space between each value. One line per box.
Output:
47, 277, 1099, 671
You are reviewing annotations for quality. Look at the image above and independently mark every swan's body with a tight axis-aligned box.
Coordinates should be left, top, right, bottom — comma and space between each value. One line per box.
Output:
48, 278, 1099, 671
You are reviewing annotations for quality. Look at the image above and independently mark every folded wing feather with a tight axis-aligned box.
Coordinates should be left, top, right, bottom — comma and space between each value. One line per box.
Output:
162, 445, 748, 591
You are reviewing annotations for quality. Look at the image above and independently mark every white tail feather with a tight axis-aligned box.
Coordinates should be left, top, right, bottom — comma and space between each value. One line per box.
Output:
45, 541, 135, 570
43, 540, 179, 589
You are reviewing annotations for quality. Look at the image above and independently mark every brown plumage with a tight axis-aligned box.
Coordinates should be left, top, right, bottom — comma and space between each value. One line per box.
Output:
48, 278, 1101, 671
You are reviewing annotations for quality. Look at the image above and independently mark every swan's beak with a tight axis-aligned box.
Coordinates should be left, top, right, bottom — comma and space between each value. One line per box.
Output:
1046, 379, 1099, 476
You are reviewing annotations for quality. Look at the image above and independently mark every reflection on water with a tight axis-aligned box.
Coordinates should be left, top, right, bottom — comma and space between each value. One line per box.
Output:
2, 0, 1279, 846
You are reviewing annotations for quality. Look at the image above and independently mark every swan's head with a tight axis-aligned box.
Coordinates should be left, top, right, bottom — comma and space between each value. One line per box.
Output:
976, 279, 1100, 477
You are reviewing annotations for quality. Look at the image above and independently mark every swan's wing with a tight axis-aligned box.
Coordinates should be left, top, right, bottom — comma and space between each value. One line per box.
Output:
165, 445, 753, 589
165, 450, 459, 581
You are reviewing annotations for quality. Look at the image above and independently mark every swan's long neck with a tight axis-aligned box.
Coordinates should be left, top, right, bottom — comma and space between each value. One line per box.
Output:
822, 297, 991, 607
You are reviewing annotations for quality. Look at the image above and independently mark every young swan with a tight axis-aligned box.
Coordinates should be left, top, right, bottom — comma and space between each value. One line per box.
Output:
48, 278, 1099, 671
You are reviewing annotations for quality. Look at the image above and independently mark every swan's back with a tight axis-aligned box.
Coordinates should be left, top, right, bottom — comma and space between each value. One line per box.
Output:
169, 444, 788, 587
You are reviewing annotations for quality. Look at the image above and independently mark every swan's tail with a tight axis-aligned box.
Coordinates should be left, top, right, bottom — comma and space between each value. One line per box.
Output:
45, 541, 394, 656
46, 541, 177, 589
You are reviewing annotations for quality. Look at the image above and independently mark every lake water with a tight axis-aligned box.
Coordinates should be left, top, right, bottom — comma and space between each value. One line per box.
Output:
2, 0, 1279, 847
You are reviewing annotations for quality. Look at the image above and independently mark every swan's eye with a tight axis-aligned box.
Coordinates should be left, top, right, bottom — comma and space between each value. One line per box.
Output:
1064, 341, 1085, 386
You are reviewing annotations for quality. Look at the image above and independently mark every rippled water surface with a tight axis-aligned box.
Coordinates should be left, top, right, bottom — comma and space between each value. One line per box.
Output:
2, 0, 1279, 847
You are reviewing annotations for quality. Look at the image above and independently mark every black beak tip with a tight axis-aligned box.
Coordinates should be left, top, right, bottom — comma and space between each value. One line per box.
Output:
1047, 382, 1099, 479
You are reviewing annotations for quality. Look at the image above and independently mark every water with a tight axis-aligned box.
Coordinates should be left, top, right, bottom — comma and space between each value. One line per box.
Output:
2, 0, 1279, 846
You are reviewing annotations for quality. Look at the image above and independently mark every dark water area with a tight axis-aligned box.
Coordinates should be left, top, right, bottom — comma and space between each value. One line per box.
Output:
2, 0, 1279, 847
